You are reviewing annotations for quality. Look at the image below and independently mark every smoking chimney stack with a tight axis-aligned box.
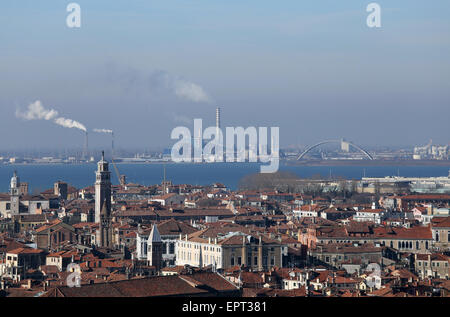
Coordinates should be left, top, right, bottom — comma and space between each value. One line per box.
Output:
83, 131, 89, 161
216, 107, 221, 130
111, 131, 115, 158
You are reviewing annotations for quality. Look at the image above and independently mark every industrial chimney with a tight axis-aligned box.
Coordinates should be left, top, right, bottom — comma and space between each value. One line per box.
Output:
83, 131, 89, 161
216, 107, 221, 130
111, 131, 115, 158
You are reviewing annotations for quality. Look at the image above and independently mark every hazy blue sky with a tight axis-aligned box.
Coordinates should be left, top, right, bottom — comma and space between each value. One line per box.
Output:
1, 0, 449, 151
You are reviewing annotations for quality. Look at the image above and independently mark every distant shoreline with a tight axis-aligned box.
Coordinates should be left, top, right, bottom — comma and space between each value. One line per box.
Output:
286, 159, 450, 167
3, 159, 450, 167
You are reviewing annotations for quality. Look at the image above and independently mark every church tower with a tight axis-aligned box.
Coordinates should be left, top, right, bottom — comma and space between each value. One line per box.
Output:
10, 171, 20, 215
99, 198, 113, 248
147, 224, 163, 271
95, 151, 111, 223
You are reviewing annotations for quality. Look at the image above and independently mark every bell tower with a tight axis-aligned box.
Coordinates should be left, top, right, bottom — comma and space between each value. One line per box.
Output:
95, 151, 111, 223
99, 199, 113, 248
147, 224, 163, 271
10, 171, 20, 215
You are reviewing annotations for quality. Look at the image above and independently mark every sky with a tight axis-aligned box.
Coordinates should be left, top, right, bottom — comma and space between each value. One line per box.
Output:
1, 0, 449, 151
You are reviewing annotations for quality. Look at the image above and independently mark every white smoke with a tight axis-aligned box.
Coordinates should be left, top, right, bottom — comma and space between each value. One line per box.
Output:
171, 113, 192, 125
54, 117, 87, 132
174, 79, 211, 103
15, 100, 59, 121
106, 65, 212, 104
93, 128, 113, 134
16, 100, 87, 132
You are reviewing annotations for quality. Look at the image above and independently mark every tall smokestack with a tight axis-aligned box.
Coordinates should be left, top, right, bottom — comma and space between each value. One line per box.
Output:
216, 107, 221, 130
111, 131, 115, 158
83, 131, 89, 161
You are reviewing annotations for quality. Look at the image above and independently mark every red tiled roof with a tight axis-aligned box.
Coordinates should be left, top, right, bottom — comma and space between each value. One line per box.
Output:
8, 247, 44, 255
42, 272, 238, 297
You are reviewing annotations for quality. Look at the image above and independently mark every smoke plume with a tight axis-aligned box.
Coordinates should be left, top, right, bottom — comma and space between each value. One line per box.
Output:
174, 79, 211, 103
16, 100, 87, 132
54, 117, 87, 132
15, 100, 59, 121
105, 64, 212, 104
93, 128, 113, 134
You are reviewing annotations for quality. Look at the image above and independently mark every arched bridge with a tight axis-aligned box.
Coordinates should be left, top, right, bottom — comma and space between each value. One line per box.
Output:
297, 139, 373, 160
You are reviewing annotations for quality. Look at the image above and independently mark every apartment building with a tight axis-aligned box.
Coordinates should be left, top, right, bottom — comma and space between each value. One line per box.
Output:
176, 229, 283, 271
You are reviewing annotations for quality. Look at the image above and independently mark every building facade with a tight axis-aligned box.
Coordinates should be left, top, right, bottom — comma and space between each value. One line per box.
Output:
176, 230, 283, 271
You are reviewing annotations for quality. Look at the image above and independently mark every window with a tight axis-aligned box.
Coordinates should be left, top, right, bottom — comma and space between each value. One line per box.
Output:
254, 256, 258, 266
169, 243, 175, 254
237, 257, 242, 265
231, 257, 235, 266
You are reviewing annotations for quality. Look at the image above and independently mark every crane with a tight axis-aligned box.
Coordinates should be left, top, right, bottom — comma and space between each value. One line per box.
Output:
111, 156, 125, 187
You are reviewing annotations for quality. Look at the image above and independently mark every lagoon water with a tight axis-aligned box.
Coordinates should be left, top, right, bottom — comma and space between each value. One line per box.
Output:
0, 162, 449, 193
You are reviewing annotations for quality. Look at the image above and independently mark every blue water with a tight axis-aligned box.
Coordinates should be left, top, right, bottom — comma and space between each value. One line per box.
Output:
0, 163, 449, 193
